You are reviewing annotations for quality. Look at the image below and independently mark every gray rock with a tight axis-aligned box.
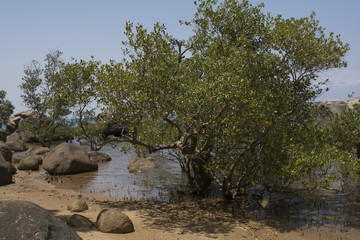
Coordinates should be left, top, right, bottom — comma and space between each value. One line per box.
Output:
0, 154, 13, 186
6, 139, 28, 152
31, 154, 44, 165
0, 141, 12, 163
17, 156, 39, 171
6, 111, 36, 134
0, 200, 82, 240
88, 151, 112, 163
12, 154, 25, 164
127, 156, 156, 173
0, 128, 7, 142
6, 115, 22, 134
315, 96, 360, 125
43, 143, 98, 175
96, 209, 134, 233
16, 110, 36, 119
67, 199, 89, 212
7, 131, 22, 141
9, 164, 17, 174
26, 146, 51, 156
67, 214, 94, 228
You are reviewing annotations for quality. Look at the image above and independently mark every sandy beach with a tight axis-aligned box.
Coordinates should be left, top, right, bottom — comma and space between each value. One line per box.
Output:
1, 170, 359, 240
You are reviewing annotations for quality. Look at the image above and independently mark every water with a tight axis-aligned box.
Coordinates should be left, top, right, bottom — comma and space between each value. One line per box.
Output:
49, 144, 188, 202
39, 143, 360, 230
228, 188, 360, 231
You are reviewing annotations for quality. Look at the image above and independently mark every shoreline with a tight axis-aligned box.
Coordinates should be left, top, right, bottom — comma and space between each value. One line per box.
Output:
1, 170, 359, 240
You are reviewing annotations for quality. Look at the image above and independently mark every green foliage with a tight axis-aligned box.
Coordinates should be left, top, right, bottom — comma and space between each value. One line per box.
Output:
19, 0, 356, 198
19, 51, 72, 147
0, 90, 14, 127
95, 0, 351, 197
329, 102, 360, 154
60, 58, 109, 151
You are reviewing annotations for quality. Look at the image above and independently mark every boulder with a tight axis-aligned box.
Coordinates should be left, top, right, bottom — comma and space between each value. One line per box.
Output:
88, 151, 112, 163
6, 111, 36, 135
6, 116, 22, 134
0, 128, 7, 142
17, 110, 36, 119
96, 209, 135, 233
127, 156, 156, 173
12, 154, 25, 164
315, 96, 360, 125
32, 154, 44, 164
9, 164, 17, 174
0, 200, 82, 240
43, 143, 98, 175
67, 214, 94, 229
6, 139, 28, 152
0, 141, 12, 163
67, 199, 89, 212
26, 146, 51, 155
17, 156, 39, 171
0, 154, 13, 186
7, 131, 22, 141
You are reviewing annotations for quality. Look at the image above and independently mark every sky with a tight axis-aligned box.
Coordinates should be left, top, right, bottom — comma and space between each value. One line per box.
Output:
1, 0, 359, 113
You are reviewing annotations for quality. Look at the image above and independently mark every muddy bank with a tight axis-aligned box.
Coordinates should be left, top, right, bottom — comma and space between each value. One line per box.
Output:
0, 171, 359, 239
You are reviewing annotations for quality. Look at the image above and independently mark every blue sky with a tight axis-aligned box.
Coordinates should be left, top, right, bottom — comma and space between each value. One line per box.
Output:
1, 0, 359, 112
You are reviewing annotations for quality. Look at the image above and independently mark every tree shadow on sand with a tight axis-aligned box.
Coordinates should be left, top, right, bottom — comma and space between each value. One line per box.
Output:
92, 198, 254, 235
91, 192, 360, 236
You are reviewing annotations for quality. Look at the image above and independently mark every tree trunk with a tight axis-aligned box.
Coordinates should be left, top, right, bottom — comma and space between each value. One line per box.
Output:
188, 155, 213, 194
356, 143, 360, 158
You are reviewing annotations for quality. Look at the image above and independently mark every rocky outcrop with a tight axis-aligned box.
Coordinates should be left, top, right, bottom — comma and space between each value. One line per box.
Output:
6, 110, 35, 135
127, 156, 157, 173
17, 156, 40, 171
0, 154, 13, 186
0, 200, 82, 240
315, 96, 360, 125
67, 199, 89, 212
96, 209, 134, 233
67, 214, 94, 229
43, 143, 98, 175
88, 151, 112, 163
0, 141, 12, 163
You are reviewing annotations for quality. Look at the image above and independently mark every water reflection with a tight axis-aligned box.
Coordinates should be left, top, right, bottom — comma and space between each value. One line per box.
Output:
47, 143, 360, 230
52, 144, 187, 201
225, 187, 360, 231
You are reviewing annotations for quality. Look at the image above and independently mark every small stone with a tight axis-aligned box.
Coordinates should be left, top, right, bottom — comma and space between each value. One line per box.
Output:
96, 209, 134, 233
67, 199, 89, 212
67, 214, 94, 228
17, 156, 39, 171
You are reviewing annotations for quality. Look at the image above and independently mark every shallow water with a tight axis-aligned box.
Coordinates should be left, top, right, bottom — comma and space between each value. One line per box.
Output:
229, 188, 360, 230
36, 143, 360, 230
49, 144, 187, 202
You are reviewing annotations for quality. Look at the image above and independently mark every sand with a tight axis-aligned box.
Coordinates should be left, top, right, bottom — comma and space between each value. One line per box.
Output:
0, 170, 359, 240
